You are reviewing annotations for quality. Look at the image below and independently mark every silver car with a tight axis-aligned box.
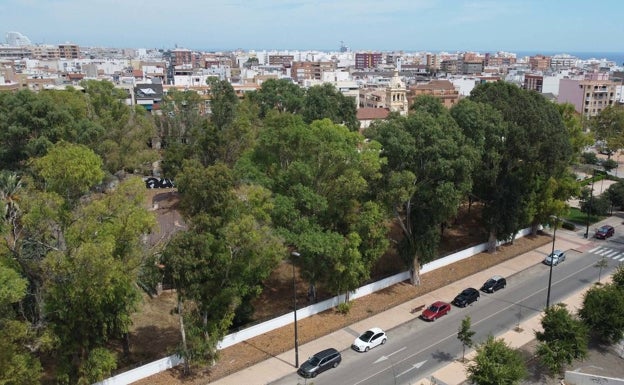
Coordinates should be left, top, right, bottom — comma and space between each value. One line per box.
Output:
543, 250, 566, 266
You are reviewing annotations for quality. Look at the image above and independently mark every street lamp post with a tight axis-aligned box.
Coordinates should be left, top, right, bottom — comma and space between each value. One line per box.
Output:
584, 171, 595, 239
291, 251, 300, 368
546, 216, 559, 308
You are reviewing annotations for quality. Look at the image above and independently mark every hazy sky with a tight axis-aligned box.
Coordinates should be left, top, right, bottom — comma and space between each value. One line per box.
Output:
2, 0, 623, 53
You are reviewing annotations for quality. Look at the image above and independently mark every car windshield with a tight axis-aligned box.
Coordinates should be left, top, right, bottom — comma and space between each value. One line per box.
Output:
461, 289, 472, 295
485, 279, 495, 285
308, 356, 321, 366
427, 305, 440, 312
359, 331, 374, 340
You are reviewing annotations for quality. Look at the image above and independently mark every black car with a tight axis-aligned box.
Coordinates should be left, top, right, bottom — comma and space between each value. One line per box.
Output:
297, 348, 342, 378
452, 287, 480, 307
480, 275, 506, 293
595, 225, 615, 239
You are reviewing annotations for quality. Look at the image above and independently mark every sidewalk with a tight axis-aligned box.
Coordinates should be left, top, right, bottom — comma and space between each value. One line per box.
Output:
210, 219, 618, 385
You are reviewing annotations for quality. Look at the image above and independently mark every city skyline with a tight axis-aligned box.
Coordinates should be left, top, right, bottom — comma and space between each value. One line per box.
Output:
1, 0, 623, 53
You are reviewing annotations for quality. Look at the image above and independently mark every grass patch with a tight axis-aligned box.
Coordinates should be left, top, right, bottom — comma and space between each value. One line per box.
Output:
565, 207, 605, 225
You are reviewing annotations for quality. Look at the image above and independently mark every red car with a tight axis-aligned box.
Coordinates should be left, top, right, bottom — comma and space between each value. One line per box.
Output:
595, 225, 615, 239
420, 301, 451, 321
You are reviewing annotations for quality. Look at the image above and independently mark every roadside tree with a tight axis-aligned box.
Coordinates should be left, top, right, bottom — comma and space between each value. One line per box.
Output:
466, 335, 527, 385
578, 283, 624, 344
457, 315, 476, 362
535, 303, 588, 376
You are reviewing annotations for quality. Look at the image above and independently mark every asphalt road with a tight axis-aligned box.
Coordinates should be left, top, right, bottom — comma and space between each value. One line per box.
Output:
269, 237, 622, 385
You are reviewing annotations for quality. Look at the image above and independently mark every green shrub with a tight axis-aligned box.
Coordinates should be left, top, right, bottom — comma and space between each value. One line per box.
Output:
562, 221, 576, 230
337, 302, 351, 314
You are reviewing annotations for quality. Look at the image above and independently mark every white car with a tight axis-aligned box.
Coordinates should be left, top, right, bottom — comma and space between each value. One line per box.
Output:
351, 327, 387, 352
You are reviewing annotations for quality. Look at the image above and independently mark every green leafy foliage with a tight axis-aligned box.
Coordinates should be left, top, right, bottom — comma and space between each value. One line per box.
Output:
535, 304, 588, 375
461, 82, 574, 241
302, 83, 359, 131
589, 105, 624, 155
579, 283, 624, 343
466, 335, 527, 385
367, 95, 476, 282
31, 141, 105, 202
457, 315, 476, 362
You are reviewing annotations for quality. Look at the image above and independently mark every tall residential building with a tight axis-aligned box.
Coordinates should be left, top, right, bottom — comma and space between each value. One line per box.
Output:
58, 43, 80, 59
558, 72, 616, 118
529, 55, 551, 71
355, 52, 383, 69
524, 74, 544, 93
290, 61, 336, 83
30, 45, 60, 60
268, 55, 294, 66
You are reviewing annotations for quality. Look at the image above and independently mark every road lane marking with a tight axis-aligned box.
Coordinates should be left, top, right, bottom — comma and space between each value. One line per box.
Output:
373, 347, 407, 363
352, 259, 604, 385
396, 361, 427, 377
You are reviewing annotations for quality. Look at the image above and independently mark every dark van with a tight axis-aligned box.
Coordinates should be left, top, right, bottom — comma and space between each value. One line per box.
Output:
297, 348, 342, 378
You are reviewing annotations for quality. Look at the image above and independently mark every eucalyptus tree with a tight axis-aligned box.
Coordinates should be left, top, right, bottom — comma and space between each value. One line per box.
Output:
302, 83, 359, 131
238, 113, 388, 300
246, 78, 305, 117
0, 89, 89, 170
366, 95, 476, 284
82, 79, 158, 174
162, 159, 284, 369
42, 177, 156, 383
463, 82, 574, 243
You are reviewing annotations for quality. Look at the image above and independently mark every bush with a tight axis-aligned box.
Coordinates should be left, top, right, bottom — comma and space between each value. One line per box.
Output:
581, 152, 599, 165
562, 221, 576, 230
337, 302, 352, 314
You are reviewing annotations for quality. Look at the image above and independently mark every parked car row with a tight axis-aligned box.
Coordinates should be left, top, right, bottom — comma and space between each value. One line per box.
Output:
419, 275, 507, 322
301, 274, 509, 378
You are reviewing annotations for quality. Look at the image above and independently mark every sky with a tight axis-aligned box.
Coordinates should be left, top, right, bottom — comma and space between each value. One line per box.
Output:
1, 0, 623, 53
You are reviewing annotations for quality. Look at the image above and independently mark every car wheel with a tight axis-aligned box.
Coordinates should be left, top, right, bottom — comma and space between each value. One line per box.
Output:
381, 338, 387, 345
333, 361, 339, 368
365, 346, 370, 352
311, 372, 317, 378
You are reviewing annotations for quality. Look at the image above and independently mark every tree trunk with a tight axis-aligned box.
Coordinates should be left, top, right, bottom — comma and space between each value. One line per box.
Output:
531, 222, 540, 236
409, 260, 421, 286
177, 297, 190, 374
487, 231, 497, 253
122, 332, 130, 358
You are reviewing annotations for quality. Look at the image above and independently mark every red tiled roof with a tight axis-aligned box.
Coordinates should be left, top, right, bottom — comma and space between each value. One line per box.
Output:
357, 107, 390, 120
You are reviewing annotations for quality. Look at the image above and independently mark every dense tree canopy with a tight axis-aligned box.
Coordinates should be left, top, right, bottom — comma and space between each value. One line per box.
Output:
239, 114, 388, 299
366, 95, 476, 283
460, 82, 575, 243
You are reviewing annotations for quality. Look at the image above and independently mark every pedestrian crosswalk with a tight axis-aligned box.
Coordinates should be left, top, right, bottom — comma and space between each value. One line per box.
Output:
588, 246, 624, 262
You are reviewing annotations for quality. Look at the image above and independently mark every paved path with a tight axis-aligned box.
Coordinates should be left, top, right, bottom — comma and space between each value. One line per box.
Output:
210, 217, 623, 385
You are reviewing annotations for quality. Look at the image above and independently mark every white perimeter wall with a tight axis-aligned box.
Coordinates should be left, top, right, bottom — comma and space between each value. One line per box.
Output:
95, 228, 532, 385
